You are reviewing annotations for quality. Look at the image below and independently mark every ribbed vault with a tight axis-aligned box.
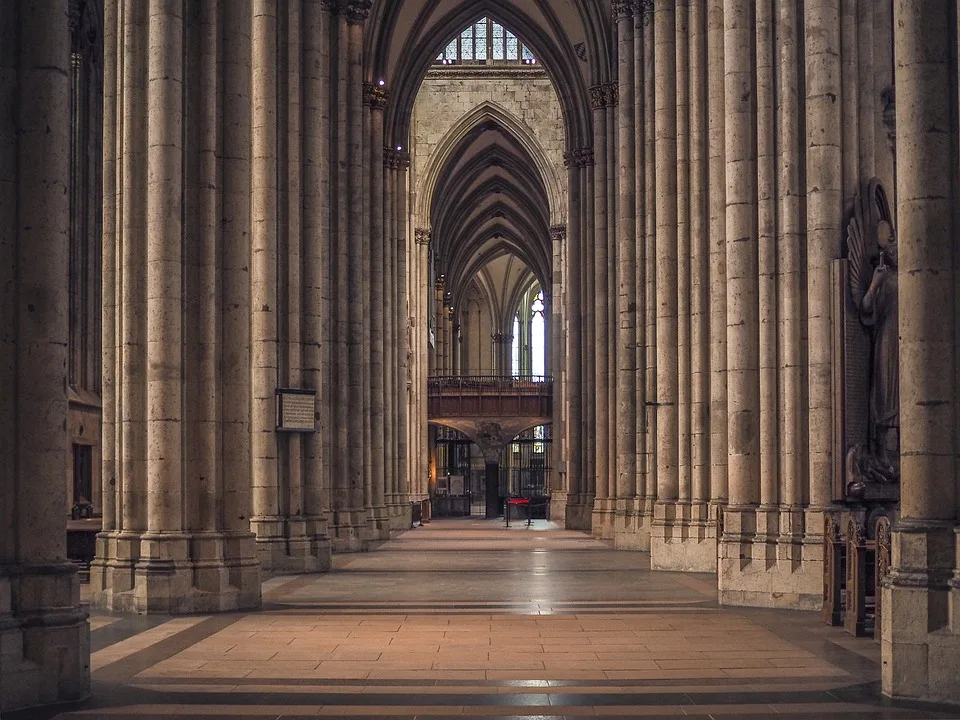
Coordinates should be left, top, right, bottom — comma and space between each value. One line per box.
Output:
428, 107, 551, 323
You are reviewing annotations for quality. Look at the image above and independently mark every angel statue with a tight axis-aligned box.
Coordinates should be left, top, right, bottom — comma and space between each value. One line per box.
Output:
846, 179, 899, 495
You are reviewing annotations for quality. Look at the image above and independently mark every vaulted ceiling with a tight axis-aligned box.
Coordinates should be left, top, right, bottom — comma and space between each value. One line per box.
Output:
429, 112, 552, 309
364, 0, 615, 148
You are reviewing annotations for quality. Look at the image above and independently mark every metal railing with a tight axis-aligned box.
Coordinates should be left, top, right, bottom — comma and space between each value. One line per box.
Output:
427, 374, 553, 396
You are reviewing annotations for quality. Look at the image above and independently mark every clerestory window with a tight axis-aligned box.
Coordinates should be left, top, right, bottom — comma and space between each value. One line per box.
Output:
436, 18, 537, 65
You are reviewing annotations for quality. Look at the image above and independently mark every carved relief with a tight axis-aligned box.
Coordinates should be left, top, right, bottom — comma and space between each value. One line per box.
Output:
613, 1, 637, 21
588, 83, 619, 109
844, 179, 899, 499
563, 147, 595, 168
363, 83, 390, 109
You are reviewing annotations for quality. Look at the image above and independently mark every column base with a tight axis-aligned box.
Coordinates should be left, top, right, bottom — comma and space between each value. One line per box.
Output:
252, 517, 332, 574
90, 531, 261, 614
366, 505, 392, 541
881, 522, 960, 706
717, 506, 821, 609
561, 492, 595, 531
330, 509, 369, 552
0, 563, 90, 713
386, 495, 413, 530
650, 501, 718, 572
613, 498, 654, 550
591, 497, 616, 539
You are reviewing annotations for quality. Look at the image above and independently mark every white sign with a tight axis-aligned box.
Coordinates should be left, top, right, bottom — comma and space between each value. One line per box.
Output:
276, 389, 317, 432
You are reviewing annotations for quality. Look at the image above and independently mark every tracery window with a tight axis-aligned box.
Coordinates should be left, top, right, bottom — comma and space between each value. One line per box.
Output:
531, 291, 545, 378
436, 18, 537, 65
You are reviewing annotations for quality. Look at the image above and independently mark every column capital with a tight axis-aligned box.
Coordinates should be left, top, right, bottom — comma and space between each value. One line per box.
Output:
339, 0, 372, 24
613, 1, 637, 21
589, 83, 619, 109
564, 147, 595, 167
415, 228, 432, 245
363, 82, 390, 109
383, 148, 410, 170
549, 224, 567, 242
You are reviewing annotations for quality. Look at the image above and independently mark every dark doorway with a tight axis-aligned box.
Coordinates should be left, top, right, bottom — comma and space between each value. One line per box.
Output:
72, 443, 93, 505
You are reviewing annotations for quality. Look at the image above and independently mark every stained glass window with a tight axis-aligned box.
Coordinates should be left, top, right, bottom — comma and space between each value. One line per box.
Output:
435, 18, 534, 65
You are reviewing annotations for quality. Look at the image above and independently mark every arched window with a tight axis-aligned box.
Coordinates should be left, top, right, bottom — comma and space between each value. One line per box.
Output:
531, 290, 545, 378
437, 18, 537, 65
511, 315, 521, 377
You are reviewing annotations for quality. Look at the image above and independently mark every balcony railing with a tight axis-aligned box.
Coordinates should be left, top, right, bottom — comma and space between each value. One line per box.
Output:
428, 373, 553, 419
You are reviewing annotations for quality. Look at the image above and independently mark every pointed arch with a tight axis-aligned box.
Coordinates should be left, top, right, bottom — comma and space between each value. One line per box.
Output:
415, 101, 564, 227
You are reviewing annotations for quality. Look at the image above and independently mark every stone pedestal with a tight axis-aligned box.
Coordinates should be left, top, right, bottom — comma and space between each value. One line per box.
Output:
0, 565, 90, 713
718, 507, 822, 609
91, 532, 261, 614
614, 498, 653, 551
650, 501, 717, 572
881, 524, 960, 704
592, 498, 617, 539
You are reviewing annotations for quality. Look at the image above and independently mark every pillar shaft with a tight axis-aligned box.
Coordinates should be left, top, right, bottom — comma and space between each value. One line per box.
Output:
676, 0, 692, 504
707, 0, 728, 505
804, 0, 843, 508
616, 4, 638, 503
776, 0, 804, 509
250, 0, 280, 539
655, 1, 679, 502
146, 0, 184, 533
0, 3, 90, 710
723, 0, 759, 508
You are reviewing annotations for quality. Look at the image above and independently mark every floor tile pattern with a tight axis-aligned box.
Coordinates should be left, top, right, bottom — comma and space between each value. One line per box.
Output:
13, 519, 959, 720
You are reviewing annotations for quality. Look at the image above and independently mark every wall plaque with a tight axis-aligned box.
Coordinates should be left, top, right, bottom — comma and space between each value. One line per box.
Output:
276, 388, 317, 432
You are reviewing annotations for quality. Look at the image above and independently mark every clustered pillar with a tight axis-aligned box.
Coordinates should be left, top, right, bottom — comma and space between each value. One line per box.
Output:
93, 0, 411, 612
606, 0, 960, 624
881, 0, 960, 704
0, 0, 90, 710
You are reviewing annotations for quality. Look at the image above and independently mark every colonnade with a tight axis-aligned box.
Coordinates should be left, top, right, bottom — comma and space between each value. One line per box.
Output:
90, 0, 412, 613
0, 1, 90, 708
549, 0, 960, 652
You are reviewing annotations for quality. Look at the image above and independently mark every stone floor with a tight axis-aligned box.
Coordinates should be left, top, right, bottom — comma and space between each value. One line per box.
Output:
13, 518, 960, 719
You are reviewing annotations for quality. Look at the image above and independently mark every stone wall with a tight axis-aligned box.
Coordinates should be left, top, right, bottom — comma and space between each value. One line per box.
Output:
411, 67, 566, 226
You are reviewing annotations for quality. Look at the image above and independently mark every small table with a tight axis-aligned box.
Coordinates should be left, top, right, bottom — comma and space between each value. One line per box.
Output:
504, 497, 531, 527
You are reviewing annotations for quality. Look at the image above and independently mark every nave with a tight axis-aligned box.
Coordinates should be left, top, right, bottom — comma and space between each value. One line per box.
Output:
13, 521, 955, 720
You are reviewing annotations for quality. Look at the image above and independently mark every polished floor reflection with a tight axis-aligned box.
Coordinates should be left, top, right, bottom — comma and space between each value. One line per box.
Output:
17, 519, 959, 719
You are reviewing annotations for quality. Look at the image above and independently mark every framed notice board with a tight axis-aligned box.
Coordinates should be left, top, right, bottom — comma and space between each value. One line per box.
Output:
276, 388, 317, 432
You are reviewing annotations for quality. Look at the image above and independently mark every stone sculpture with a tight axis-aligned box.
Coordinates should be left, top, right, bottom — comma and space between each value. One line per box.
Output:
845, 179, 900, 497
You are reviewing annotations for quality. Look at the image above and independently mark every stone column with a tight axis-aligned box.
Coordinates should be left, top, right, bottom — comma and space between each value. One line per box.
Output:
345, 4, 366, 542
689, 0, 713, 558
642, 0, 658, 509
94, 0, 260, 613
250, 0, 283, 565
392, 151, 406, 510
302, 0, 333, 561
804, 0, 842, 511
143, 0, 187, 575
590, 83, 614, 538
383, 153, 398, 509
614, 1, 639, 548
653, 1, 680, 557
676, 0, 692, 512
718, 0, 760, 595
0, 1, 89, 710
366, 83, 389, 537
755, 0, 779, 549
582, 150, 597, 516
776, 0, 804, 543
882, 0, 960, 703
707, 0, 728, 508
